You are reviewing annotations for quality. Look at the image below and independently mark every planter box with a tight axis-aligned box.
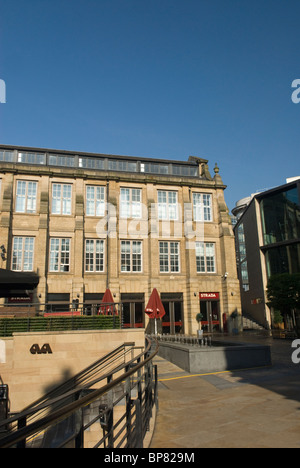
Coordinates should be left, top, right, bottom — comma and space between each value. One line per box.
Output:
158, 340, 272, 373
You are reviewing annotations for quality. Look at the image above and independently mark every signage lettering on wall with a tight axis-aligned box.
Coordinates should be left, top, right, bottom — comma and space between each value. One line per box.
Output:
30, 344, 53, 355
199, 292, 220, 300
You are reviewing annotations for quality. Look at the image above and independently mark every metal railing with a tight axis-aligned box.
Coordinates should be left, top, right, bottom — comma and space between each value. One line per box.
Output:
0, 337, 159, 448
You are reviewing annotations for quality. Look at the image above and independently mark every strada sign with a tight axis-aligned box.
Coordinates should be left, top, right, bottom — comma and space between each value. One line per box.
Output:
199, 292, 219, 300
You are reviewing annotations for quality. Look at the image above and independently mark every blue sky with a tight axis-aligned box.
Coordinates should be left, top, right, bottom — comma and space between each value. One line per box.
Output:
0, 0, 299, 211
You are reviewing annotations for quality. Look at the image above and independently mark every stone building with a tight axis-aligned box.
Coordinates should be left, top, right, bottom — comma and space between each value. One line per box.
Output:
0, 145, 241, 334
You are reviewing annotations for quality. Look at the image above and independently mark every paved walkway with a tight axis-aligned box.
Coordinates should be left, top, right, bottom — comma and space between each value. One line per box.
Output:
150, 332, 300, 448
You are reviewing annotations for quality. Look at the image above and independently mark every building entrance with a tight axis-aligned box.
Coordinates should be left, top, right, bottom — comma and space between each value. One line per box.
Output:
161, 293, 184, 334
121, 293, 144, 328
199, 292, 221, 333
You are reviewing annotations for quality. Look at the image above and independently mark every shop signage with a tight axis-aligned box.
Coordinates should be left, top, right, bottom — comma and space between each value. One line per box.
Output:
8, 294, 33, 303
199, 292, 219, 300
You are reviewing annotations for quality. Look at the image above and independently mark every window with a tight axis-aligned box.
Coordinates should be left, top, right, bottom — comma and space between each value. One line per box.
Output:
79, 157, 104, 170
260, 187, 300, 245
48, 154, 75, 167
144, 163, 169, 175
18, 152, 45, 165
120, 188, 142, 219
49, 238, 70, 272
196, 242, 216, 273
108, 160, 137, 172
193, 193, 213, 221
159, 241, 180, 273
85, 239, 105, 272
265, 243, 300, 278
172, 165, 198, 177
16, 181, 38, 213
158, 191, 178, 220
237, 224, 249, 290
52, 184, 72, 215
121, 240, 142, 272
0, 151, 14, 162
86, 186, 105, 217
12, 237, 34, 271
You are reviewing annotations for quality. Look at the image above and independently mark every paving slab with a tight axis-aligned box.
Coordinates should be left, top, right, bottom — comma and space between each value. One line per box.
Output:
151, 332, 300, 449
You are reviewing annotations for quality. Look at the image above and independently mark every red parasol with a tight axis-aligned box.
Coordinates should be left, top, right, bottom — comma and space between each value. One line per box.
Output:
145, 288, 165, 324
98, 289, 116, 315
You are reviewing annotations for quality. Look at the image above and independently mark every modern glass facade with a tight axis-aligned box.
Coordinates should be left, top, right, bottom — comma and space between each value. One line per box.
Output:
260, 186, 300, 245
265, 243, 300, 277
260, 184, 300, 277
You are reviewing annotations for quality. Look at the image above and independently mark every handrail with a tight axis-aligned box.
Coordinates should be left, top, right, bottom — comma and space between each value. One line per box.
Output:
0, 343, 136, 431
21, 342, 135, 413
0, 336, 159, 448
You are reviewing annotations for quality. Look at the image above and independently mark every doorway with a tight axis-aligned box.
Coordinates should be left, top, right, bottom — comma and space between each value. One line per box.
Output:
161, 293, 184, 335
121, 293, 144, 328
199, 293, 220, 333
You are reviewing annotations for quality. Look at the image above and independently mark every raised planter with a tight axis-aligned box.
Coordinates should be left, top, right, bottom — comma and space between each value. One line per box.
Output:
158, 340, 272, 373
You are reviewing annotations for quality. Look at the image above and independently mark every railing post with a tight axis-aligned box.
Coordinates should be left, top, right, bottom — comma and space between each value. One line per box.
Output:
106, 375, 114, 448
134, 399, 143, 448
16, 415, 27, 449
75, 408, 84, 448
125, 370, 132, 447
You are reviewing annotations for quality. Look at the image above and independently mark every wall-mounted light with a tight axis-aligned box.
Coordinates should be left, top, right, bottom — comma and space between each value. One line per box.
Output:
0, 245, 6, 261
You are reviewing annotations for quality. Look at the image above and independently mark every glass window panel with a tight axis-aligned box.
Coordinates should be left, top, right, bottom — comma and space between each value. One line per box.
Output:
120, 188, 141, 219
193, 193, 202, 222
196, 242, 216, 273
261, 187, 300, 245
0, 151, 14, 162
158, 191, 178, 220
193, 193, 213, 222
12, 237, 34, 271
16, 181, 26, 213
86, 186, 105, 217
50, 238, 70, 272
85, 239, 104, 272
159, 241, 180, 273
16, 181, 37, 213
52, 184, 72, 215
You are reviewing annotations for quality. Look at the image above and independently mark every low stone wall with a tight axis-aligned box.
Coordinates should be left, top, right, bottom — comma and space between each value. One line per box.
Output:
0, 329, 145, 412
158, 340, 272, 374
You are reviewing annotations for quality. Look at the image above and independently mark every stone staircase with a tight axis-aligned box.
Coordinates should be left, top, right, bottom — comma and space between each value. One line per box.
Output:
242, 313, 265, 331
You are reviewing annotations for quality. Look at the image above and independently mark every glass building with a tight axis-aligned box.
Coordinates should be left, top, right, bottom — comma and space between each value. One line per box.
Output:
260, 186, 300, 277
233, 179, 300, 329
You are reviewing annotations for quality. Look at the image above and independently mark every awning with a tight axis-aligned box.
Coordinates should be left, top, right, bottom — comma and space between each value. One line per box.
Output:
0, 269, 39, 298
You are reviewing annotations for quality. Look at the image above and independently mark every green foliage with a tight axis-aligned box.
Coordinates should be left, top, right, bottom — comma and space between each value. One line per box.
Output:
273, 310, 284, 325
0, 315, 120, 337
267, 273, 300, 315
196, 313, 203, 323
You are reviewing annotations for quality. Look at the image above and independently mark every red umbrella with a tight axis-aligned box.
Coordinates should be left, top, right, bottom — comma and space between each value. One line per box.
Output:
98, 289, 116, 315
145, 289, 165, 334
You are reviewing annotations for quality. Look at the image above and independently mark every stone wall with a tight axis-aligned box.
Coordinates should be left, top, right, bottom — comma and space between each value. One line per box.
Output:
0, 328, 145, 412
